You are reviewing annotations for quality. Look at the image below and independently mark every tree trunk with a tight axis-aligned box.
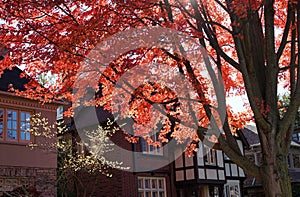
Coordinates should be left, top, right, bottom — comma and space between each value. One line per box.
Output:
260, 153, 292, 197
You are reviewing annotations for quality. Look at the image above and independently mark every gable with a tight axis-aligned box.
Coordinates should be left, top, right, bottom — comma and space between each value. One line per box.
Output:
0, 67, 29, 91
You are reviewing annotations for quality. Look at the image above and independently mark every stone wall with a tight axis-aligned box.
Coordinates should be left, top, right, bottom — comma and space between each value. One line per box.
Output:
0, 166, 56, 197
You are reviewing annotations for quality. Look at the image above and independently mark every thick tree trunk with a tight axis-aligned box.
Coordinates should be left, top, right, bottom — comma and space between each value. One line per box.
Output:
277, 154, 292, 197
260, 153, 292, 197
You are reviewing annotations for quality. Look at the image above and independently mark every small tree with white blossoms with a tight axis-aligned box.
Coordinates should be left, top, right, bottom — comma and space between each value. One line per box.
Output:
28, 113, 128, 196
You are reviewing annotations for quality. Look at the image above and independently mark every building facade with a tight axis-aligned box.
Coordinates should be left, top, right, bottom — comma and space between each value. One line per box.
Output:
61, 106, 247, 197
173, 137, 246, 197
0, 67, 59, 196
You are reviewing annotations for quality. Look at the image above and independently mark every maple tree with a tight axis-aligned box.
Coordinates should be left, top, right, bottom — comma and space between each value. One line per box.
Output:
0, 0, 300, 196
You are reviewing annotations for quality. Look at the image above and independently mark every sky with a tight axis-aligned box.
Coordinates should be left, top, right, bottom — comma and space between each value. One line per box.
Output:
228, 82, 289, 113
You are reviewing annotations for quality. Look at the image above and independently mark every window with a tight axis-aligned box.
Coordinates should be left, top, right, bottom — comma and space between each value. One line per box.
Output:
209, 186, 219, 197
293, 154, 300, 168
292, 132, 300, 142
56, 106, 63, 120
141, 132, 163, 155
224, 182, 240, 197
203, 145, 216, 165
138, 177, 166, 197
0, 108, 31, 142
20, 112, 31, 141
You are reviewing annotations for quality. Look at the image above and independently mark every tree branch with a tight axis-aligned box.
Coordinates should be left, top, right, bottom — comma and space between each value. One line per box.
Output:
276, 3, 293, 62
279, 2, 300, 141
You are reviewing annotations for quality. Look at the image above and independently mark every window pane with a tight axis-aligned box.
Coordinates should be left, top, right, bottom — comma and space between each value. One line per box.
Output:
138, 192, 144, 197
150, 145, 154, 151
141, 138, 147, 152
152, 179, 157, 188
26, 122, 30, 130
21, 132, 25, 140
235, 185, 239, 195
209, 186, 219, 197
7, 110, 17, 140
57, 106, 63, 120
225, 184, 240, 197
7, 130, 17, 140
214, 187, 219, 197
226, 186, 230, 196
21, 112, 25, 121
159, 192, 164, 197
138, 179, 143, 189
13, 130, 17, 139
7, 120, 11, 129
141, 133, 163, 155
158, 179, 163, 189
294, 133, 300, 141
26, 132, 30, 140
204, 145, 216, 165
26, 113, 30, 120
12, 112, 16, 119
145, 179, 150, 188
20, 112, 30, 141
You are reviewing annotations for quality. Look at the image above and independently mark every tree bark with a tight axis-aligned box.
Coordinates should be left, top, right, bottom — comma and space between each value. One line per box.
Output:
261, 156, 292, 197
259, 146, 292, 197
277, 156, 292, 197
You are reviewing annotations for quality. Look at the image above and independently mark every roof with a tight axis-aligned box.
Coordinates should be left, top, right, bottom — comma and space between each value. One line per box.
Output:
243, 125, 300, 147
291, 140, 300, 147
236, 129, 250, 149
290, 169, 300, 182
0, 67, 66, 107
245, 169, 300, 187
242, 126, 260, 146
0, 67, 29, 91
